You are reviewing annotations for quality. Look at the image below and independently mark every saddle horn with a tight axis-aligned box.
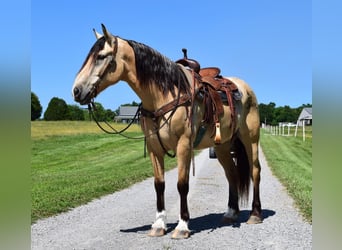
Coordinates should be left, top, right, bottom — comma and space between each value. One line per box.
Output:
175, 48, 201, 73
182, 48, 188, 59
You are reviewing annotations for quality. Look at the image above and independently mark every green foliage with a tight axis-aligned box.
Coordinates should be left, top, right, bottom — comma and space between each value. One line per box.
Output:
89, 102, 116, 121
31, 92, 42, 120
121, 101, 140, 106
44, 97, 69, 121
67, 105, 85, 120
90, 102, 105, 121
41, 97, 117, 121
259, 102, 276, 124
104, 109, 116, 121
259, 102, 312, 125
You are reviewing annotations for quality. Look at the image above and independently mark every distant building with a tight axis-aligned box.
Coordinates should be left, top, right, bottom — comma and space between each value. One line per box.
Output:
297, 107, 312, 126
295, 107, 312, 141
115, 106, 140, 123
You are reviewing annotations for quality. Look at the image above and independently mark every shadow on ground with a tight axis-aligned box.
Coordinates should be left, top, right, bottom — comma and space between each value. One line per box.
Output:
120, 209, 275, 235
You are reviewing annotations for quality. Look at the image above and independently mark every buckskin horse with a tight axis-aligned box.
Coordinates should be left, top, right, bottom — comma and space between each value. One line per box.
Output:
72, 24, 263, 239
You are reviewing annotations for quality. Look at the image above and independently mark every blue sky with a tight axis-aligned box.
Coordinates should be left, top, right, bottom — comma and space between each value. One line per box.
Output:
32, 0, 311, 114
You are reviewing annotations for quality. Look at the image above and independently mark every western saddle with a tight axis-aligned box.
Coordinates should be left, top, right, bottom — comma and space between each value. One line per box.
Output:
176, 48, 239, 144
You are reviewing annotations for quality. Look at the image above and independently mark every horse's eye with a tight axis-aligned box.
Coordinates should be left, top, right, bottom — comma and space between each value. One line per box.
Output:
97, 54, 107, 61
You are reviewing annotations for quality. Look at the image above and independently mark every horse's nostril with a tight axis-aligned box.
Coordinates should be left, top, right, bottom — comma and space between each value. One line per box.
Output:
73, 87, 81, 98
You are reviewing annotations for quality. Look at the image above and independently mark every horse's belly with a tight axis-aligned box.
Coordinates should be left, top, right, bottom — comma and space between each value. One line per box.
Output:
193, 122, 233, 150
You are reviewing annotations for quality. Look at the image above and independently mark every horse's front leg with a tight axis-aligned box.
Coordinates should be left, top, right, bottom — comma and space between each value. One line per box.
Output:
172, 137, 191, 239
148, 151, 167, 237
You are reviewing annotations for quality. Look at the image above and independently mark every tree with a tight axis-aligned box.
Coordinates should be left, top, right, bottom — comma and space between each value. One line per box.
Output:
89, 102, 107, 121
121, 101, 140, 106
258, 102, 276, 125
104, 109, 116, 121
274, 105, 296, 123
258, 102, 312, 125
31, 92, 42, 121
87, 103, 117, 121
67, 105, 85, 120
44, 97, 69, 120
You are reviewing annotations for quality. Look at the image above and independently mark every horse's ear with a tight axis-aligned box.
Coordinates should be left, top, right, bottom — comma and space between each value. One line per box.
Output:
93, 28, 102, 40
101, 23, 115, 47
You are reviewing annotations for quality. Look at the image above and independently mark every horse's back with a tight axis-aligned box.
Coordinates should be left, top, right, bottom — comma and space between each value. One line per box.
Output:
226, 76, 260, 140
225, 77, 258, 106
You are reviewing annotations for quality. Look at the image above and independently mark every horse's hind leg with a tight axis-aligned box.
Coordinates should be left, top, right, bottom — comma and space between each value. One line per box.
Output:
215, 142, 240, 223
245, 99, 263, 224
238, 130, 263, 224
247, 140, 263, 224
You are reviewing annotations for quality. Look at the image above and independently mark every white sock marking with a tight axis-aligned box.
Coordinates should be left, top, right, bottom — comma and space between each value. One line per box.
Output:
175, 216, 189, 231
224, 207, 238, 219
152, 210, 167, 229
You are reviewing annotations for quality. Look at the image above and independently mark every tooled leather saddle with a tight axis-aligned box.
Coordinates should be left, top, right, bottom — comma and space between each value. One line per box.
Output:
176, 48, 240, 144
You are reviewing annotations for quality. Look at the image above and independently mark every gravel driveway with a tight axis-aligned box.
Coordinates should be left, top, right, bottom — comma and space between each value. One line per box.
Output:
31, 147, 312, 249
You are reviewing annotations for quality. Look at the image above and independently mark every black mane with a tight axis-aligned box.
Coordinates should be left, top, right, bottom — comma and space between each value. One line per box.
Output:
127, 40, 190, 96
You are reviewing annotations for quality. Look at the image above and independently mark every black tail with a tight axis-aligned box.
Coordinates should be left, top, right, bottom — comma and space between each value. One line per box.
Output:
232, 137, 250, 204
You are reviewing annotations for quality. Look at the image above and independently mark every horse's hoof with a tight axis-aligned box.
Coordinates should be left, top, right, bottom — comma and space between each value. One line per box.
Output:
221, 215, 238, 224
246, 215, 263, 224
222, 208, 239, 224
171, 229, 190, 239
148, 227, 166, 237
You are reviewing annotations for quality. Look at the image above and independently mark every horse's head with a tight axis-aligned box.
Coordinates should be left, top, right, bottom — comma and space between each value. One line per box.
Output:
72, 24, 124, 105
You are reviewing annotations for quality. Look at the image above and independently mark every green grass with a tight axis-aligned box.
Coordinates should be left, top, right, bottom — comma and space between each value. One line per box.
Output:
31, 121, 177, 223
31, 120, 142, 139
32, 122, 312, 224
260, 129, 312, 222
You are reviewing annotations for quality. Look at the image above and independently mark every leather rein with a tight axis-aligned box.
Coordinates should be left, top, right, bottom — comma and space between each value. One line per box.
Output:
88, 89, 191, 158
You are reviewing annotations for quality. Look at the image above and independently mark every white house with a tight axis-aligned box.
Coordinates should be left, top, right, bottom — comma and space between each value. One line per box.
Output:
115, 106, 140, 123
297, 107, 312, 126
295, 107, 312, 141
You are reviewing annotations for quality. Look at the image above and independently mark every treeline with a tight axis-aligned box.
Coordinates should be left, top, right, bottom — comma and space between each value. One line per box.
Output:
31, 92, 116, 121
31, 92, 311, 124
259, 102, 312, 125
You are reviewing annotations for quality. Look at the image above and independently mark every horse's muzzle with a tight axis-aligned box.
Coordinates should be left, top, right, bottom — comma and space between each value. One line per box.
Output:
73, 86, 81, 100
73, 85, 94, 105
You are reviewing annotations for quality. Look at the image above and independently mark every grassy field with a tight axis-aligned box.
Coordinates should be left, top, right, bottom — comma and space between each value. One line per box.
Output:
260, 128, 312, 222
31, 120, 142, 140
32, 121, 312, 224
31, 121, 177, 223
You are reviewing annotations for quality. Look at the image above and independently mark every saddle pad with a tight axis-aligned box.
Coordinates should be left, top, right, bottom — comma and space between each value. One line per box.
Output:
198, 89, 242, 104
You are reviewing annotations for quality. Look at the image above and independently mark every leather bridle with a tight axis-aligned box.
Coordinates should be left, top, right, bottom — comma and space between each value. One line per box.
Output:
89, 35, 119, 99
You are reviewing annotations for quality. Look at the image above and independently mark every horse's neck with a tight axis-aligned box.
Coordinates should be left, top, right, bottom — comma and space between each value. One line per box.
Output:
120, 40, 176, 112
128, 78, 175, 112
